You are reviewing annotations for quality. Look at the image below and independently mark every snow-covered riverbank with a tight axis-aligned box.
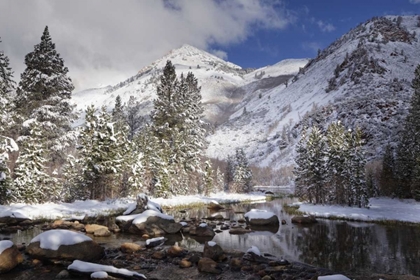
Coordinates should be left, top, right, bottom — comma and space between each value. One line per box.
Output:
295, 197, 420, 224
0, 192, 266, 220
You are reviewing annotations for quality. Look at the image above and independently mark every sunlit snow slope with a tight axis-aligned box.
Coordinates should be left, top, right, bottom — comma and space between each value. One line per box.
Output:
207, 16, 420, 169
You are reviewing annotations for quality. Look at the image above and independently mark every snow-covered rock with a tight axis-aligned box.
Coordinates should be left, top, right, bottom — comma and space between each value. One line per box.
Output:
203, 241, 225, 262
116, 210, 181, 236
68, 260, 146, 279
26, 229, 104, 261
244, 209, 279, 226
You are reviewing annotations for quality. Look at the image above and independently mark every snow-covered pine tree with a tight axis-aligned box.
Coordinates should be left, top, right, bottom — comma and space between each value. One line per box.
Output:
306, 126, 327, 204
225, 155, 236, 191
0, 135, 18, 204
294, 128, 310, 201
203, 160, 214, 196
126, 96, 143, 140
14, 26, 76, 169
395, 64, 420, 199
0, 38, 16, 99
12, 121, 58, 204
78, 106, 130, 200
150, 61, 206, 196
232, 148, 253, 193
325, 121, 348, 204
380, 144, 396, 196
348, 127, 368, 207
215, 167, 224, 192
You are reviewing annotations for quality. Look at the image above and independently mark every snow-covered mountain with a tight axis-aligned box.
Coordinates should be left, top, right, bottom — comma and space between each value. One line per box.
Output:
72, 15, 420, 172
72, 44, 308, 124
207, 15, 420, 169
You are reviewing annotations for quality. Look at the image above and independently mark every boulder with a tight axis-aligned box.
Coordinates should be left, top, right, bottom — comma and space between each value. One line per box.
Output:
125, 193, 163, 215
0, 241, 23, 273
229, 227, 251, 234
167, 245, 185, 258
120, 243, 143, 253
244, 209, 279, 226
207, 201, 224, 210
189, 223, 215, 237
179, 258, 192, 268
145, 237, 165, 248
291, 215, 317, 224
0, 210, 31, 225
198, 257, 222, 274
117, 210, 182, 236
26, 230, 104, 261
203, 241, 225, 262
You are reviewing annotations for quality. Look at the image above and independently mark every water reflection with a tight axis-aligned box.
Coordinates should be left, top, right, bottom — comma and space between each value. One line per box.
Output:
3, 198, 420, 276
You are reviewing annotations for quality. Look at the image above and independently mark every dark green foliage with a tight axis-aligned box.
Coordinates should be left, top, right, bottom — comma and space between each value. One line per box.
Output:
15, 26, 74, 118
380, 144, 396, 196
395, 64, 420, 199
295, 122, 368, 207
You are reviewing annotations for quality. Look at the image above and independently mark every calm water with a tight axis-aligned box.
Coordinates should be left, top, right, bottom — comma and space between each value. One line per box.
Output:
2, 198, 420, 276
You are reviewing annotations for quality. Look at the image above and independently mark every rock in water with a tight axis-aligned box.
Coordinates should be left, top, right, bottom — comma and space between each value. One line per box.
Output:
0, 241, 23, 273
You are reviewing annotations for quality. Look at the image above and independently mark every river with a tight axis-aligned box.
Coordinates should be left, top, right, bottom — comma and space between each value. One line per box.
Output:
2, 198, 420, 276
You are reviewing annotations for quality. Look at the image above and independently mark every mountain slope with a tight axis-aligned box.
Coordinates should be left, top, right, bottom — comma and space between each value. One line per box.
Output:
206, 15, 420, 170
72, 44, 308, 124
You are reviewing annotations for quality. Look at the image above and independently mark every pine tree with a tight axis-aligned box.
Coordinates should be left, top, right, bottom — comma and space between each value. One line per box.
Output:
232, 148, 253, 193
380, 144, 396, 196
78, 106, 130, 200
11, 121, 58, 204
126, 96, 143, 140
294, 129, 311, 202
225, 155, 236, 191
15, 26, 74, 116
150, 61, 206, 196
0, 38, 16, 98
306, 127, 327, 204
14, 26, 76, 168
325, 122, 347, 204
395, 64, 420, 199
348, 127, 368, 207
215, 167, 224, 192
203, 160, 214, 196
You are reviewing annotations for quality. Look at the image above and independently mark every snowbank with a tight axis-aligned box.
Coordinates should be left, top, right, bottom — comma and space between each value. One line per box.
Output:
296, 197, 420, 224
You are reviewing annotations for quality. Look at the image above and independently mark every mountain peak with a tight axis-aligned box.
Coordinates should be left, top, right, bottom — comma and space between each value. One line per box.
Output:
160, 44, 241, 70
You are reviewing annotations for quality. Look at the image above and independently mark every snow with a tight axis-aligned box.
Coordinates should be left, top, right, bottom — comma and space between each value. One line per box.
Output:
296, 197, 420, 223
246, 245, 261, 256
318, 275, 350, 280
91, 271, 108, 279
0, 209, 31, 220
0, 240, 13, 254
180, 221, 188, 227
122, 203, 136, 215
30, 229, 92, 250
145, 236, 165, 246
244, 209, 276, 221
0, 192, 265, 221
68, 260, 146, 279
207, 241, 216, 247
116, 210, 174, 225
132, 210, 173, 224
199, 222, 207, 227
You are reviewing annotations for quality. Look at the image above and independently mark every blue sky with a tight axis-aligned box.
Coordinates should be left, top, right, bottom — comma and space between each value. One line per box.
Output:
1, 0, 420, 89
221, 0, 420, 68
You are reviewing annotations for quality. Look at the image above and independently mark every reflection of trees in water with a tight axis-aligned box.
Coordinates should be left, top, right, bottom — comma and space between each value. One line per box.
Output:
384, 226, 420, 275
293, 222, 376, 273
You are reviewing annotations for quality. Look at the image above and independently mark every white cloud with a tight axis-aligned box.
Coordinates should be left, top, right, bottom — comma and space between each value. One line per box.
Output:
409, 0, 420, 4
0, 0, 293, 90
210, 49, 228, 60
317, 20, 336, 33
